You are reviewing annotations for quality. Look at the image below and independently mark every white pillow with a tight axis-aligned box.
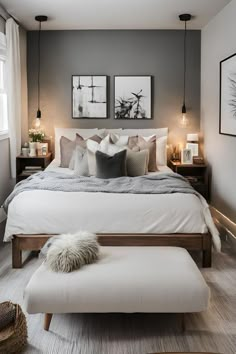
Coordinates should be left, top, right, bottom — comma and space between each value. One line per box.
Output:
87, 139, 125, 176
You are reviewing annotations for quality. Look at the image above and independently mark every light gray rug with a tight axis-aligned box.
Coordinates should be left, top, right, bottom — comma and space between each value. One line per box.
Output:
0, 243, 236, 354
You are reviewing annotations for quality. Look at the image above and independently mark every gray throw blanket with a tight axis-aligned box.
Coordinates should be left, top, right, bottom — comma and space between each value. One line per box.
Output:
2, 171, 221, 251
3, 171, 198, 212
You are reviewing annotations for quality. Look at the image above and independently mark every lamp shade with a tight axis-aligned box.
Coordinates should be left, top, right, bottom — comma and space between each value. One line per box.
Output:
187, 133, 199, 142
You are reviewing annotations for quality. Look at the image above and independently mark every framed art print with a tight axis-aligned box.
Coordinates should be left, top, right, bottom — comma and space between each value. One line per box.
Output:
220, 53, 236, 136
72, 75, 108, 118
181, 148, 193, 164
114, 76, 152, 119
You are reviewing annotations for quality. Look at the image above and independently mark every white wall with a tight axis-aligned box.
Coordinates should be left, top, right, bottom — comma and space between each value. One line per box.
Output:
201, 0, 236, 222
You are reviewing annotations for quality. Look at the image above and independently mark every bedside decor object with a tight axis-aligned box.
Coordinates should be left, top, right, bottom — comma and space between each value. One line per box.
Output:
220, 52, 236, 137
72, 75, 108, 118
41, 231, 99, 273
21, 147, 29, 157
29, 129, 45, 157
0, 302, 27, 353
171, 145, 181, 161
181, 148, 192, 164
114, 76, 152, 119
33, 15, 48, 129
179, 14, 192, 127
193, 156, 205, 165
186, 133, 199, 156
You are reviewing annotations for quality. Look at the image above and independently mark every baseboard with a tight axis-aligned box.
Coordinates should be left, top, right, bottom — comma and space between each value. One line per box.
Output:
0, 207, 6, 224
210, 206, 236, 252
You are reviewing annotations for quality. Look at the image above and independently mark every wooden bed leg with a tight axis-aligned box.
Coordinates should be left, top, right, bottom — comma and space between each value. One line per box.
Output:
44, 313, 53, 331
12, 237, 22, 269
202, 233, 212, 268
203, 249, 212, 268
181, 313, 186, 332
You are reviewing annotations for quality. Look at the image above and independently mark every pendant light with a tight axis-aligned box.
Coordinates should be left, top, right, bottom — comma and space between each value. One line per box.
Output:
34, 15, 48, 129
179, 13, 191, 127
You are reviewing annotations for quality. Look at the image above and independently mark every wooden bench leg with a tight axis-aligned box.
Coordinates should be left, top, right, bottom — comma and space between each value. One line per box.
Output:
12, 238, 22, 268
44, 313, 53, 331
181, 313, 186, 332
203, 249, 212, 268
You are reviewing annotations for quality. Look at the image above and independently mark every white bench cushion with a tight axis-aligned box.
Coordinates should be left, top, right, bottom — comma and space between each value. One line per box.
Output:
24, 247, 210, 314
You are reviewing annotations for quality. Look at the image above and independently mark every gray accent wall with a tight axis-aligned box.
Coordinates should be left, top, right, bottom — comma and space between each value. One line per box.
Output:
27, 30, 201, 147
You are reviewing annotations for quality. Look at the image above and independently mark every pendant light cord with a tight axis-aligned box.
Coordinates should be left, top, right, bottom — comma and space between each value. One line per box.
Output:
37, 20, 41, 114
183, 20, 187, 107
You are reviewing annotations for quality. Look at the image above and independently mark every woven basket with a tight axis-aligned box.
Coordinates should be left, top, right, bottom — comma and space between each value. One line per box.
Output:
0, 302, 27, 354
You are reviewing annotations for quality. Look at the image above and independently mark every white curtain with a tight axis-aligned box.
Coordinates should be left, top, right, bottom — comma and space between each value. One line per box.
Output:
6, 18, 21, 178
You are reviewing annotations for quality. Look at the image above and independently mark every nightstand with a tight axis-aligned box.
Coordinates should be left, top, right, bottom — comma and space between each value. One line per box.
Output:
169, 160, 209, 201
16, 153, 52, 183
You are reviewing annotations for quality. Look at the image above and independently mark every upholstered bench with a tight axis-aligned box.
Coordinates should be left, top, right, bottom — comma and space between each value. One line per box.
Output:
24, 246, 210, 331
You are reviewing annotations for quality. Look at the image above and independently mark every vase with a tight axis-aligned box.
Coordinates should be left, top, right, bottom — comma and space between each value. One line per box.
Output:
29, 142, 37, 157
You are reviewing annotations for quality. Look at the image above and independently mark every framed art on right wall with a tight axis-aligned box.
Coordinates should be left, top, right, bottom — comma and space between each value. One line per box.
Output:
220, 53, 236, 137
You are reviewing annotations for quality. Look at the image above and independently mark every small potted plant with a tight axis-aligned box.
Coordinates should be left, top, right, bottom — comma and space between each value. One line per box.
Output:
28, 129, 45, 157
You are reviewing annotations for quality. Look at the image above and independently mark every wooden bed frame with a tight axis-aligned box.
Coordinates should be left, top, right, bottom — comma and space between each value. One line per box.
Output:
12, 232, 212, 269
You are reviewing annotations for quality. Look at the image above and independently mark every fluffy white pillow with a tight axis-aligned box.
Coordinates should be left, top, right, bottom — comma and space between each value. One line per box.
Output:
41, 231, 99, 273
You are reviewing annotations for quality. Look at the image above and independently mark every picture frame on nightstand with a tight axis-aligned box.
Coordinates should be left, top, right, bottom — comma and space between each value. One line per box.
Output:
181, 148, 193, 164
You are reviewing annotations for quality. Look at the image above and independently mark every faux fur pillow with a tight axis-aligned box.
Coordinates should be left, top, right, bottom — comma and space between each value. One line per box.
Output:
40, 231, 99, 273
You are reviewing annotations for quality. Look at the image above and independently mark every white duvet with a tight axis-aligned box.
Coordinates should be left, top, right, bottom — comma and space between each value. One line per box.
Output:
4, 160, 212, 243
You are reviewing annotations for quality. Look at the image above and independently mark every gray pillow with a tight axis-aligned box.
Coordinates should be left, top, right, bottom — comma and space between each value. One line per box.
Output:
74, 146, 89, 176
95, 150, 127, 179
126, 149, 149, 177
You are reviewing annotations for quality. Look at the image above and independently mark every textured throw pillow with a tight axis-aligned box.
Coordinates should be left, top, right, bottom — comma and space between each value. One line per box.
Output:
87, 139, 125, 176
73, 146, 89, 176
41, 231, 99, 273
126, 149, 149, 177
69, 134, 102, 170
136, 135, 157, 172
60, 135, 80, 168
95, 150, 127, 179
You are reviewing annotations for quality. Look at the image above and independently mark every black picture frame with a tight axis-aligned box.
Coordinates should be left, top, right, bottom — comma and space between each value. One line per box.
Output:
72, 75, 109, 119
114, 75, 153, 120
219, 53, 236, 137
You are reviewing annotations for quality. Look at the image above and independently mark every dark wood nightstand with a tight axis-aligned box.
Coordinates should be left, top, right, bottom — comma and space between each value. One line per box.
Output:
169, 160, 209, 201
16, 153, 52, 183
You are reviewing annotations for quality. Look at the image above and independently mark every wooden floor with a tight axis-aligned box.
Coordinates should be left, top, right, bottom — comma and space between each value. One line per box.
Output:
0, 242, 236, 354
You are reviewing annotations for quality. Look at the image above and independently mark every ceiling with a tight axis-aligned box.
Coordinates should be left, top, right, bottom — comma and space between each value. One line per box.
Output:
0, 0, 231, 30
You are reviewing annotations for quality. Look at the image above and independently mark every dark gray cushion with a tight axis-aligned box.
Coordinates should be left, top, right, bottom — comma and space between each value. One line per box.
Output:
95, 150, 127, 179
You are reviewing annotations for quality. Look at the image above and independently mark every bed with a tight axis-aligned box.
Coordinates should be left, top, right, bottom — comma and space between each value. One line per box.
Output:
3, 128, 220, 268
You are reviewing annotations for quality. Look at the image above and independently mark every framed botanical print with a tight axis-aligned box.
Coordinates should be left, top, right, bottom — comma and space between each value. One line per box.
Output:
72, 75, 108, 119
220, 53, 236, 136
114, 76, 152, 119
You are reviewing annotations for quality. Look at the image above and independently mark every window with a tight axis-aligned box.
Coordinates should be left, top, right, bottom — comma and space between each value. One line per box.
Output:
0, 59, 8, 133
0, 32, 7, 135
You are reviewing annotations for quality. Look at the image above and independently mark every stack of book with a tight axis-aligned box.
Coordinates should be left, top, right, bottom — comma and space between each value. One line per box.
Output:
21, 166, 43, 176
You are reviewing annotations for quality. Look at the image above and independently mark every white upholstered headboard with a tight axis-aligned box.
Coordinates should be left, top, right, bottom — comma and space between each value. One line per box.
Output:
54, 127, 168, 164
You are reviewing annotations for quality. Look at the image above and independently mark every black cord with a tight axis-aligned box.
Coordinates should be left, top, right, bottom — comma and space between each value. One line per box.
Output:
183, 20, 187, 107
37, 20, 41, 116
